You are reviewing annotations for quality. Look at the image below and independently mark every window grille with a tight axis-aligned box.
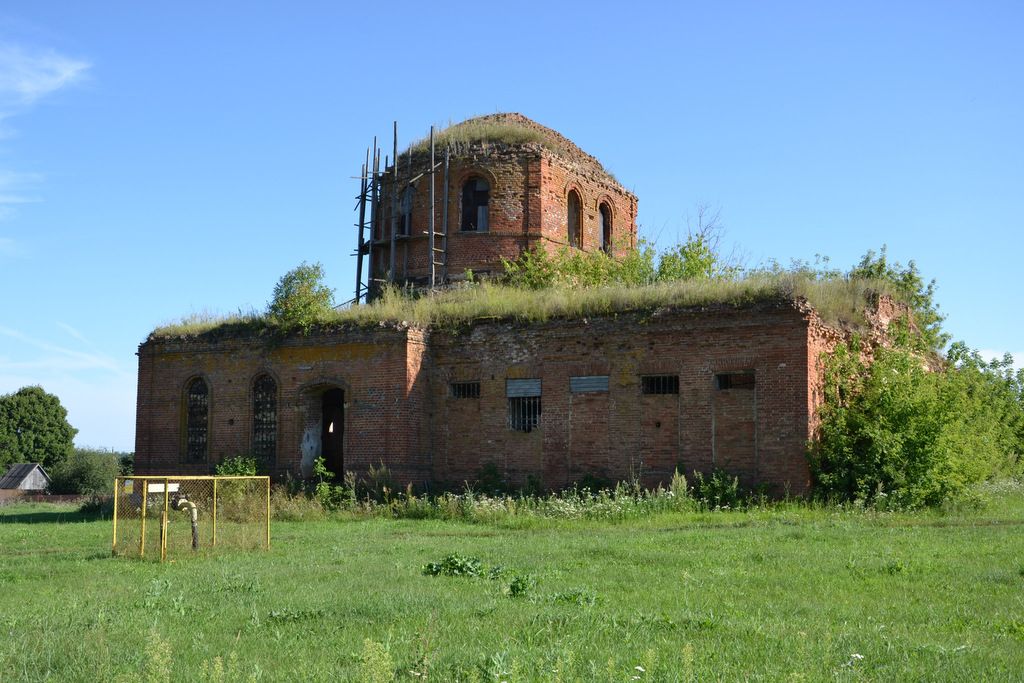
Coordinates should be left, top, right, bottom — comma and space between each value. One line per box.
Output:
570, 375, 609, 393
252, 375, 277, 464
641, 375, 679, 395
508, 397, 541, 432
450, 381, 480, 399
716, 372, 755, 390
185, 378, 209, 462
506, 378, 541, 432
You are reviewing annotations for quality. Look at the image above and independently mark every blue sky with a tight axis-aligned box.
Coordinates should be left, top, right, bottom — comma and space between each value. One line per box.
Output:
0, 1, 1021, 452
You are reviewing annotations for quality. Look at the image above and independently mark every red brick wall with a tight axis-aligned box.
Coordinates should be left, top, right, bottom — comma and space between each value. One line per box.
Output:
427, 303, 814, 494
370, 145, 637, 285
137, 302, 829, 495
134, 328, 432, 486
537, 153, 637, 257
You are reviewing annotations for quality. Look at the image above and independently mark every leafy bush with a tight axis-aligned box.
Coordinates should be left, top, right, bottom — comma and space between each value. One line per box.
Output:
49, 448, 121, 495
811, 334, 1024, 507
504, 573, 535, 598
267, 261, 334, 332
215, 456, 259, 476
422, 554, 483, 577
691, 469, 741, 509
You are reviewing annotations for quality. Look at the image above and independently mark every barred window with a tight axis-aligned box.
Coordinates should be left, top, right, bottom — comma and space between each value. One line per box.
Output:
185, 378, 209, 462
450, 381, 480, 399
716, 372, 755, 390
507, 379, 541, 432
252, 374, 277, 463
641, 375, 679, 395
508, 397, 541, 432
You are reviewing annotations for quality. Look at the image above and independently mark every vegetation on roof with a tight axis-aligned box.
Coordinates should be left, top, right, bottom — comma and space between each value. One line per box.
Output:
403, 113, 614, 178
149, 238, 910, 341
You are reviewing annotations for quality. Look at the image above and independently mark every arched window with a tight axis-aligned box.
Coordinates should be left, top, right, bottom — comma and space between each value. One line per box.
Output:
461, 177, 489, 231
567, 190, 582, 248
185, 378, 209, 462
400, 185, 415, 236
252, 374, 277, 465
599, 203, 612, 253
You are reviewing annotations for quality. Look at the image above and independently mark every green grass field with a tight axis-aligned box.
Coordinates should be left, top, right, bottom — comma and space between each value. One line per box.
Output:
2, 487, 1024, 682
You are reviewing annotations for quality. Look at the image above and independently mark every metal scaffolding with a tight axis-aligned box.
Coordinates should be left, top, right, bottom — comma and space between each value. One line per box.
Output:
353, 122, 449, 304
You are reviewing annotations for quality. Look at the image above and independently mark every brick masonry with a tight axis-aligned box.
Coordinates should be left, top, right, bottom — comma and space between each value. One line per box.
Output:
135, 298, 878, 495
368, 114, 637, 286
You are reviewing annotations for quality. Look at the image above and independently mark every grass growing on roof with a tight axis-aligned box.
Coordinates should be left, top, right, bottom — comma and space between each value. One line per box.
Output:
150, 274, 900, 340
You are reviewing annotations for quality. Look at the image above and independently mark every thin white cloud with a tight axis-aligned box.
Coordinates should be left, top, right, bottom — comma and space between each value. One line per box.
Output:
0, 169, 42, 222
0, 44, 90, 106
0, 43, 89, 219
0, 325, 127, 376
56, 321, 90, 345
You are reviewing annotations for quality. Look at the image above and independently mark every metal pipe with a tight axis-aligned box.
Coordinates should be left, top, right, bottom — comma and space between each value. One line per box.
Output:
173, 494, 199, 550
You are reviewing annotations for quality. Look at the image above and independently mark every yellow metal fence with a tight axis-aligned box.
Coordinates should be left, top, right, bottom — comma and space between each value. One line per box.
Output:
112, 476, 270, 561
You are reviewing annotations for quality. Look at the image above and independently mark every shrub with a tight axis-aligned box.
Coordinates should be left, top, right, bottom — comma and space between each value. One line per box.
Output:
691, 469, 741, 509
267, 261, 334, 332
422, 554, 483, 577
215, 456, 259, 476
811, 335, 1024, 507
49, 448, 121, 496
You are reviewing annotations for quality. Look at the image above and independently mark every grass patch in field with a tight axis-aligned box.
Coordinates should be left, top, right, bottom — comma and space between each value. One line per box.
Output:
2, 487, 1023, 680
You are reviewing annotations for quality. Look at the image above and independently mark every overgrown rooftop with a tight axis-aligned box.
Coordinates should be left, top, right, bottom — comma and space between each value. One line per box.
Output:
148, 275, 903, 342
403, 113, 618, 181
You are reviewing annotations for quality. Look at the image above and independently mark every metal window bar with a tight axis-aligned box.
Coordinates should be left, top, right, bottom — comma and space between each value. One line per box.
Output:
186, 379, 209, 461
450, 381, 481, 399
641, 375, 679, 395
252, 375, 277, 465
507, 396, 541, 432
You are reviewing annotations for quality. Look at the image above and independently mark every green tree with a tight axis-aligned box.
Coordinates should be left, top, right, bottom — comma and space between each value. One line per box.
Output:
0, 386, 77, 470
655, 206, 737, 282
49, 448, 122, 495
267, 261, 335, 332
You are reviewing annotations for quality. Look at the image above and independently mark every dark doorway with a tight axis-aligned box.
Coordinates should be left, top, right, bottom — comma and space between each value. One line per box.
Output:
321, 389, 345, 476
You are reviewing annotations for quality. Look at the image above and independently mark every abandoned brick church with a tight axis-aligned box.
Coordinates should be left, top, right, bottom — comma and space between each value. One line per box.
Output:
135, 114, 889, 495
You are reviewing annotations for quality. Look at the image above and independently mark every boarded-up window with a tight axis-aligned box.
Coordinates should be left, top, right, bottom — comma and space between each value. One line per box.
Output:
567, 190, 582, 248
716, 372, 755, 390
461, 177, 489, 231
450, 381, 480, 399
570, 375, 609, 393
185, 378, 209, 462
641, 375, 679, 395
507, 379, 541, 432
252, 374, 277, 464
400, 186, 415, 236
